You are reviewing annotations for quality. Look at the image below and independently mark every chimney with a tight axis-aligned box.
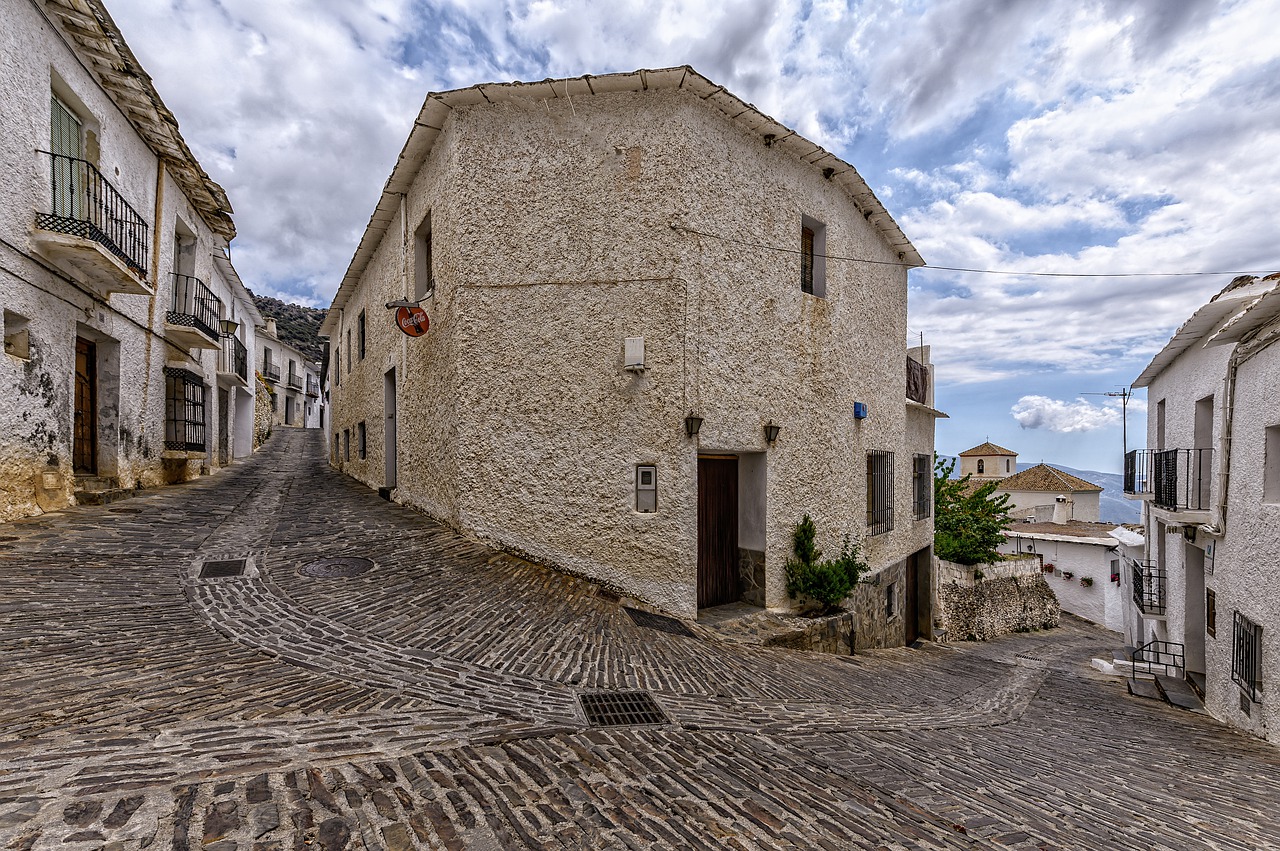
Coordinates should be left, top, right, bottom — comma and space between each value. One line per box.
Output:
265, 318, 277, 337
1052, 494, 1070, 524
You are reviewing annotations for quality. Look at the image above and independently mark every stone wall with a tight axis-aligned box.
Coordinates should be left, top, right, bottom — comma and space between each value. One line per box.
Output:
764, 610, 855, 655
939, 565, 1060, 641
254, 378, 273, 448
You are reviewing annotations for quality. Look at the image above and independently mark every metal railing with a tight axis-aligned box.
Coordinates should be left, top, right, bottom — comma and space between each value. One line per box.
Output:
912, 453, 932, 520
167, 274, 222, 341
906, 356, 929, 404
1124, 449, 1152, 495
262, 361, 281, 383
220, 335, 247, 381
163, 367, 206, 452
287, 372, 302, 390
1131, 558, 1166, 616
867, 450, 895, 535
1153, 448, 1212, 511
1130, 639, 1184, 678
306, 377, 320, 397
36, 151, 149, 276
1232, 612, 1262, 702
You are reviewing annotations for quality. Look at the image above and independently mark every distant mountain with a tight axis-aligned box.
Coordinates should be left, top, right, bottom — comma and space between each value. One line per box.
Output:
253, 294, 326, 364
937, 455, 1138, 525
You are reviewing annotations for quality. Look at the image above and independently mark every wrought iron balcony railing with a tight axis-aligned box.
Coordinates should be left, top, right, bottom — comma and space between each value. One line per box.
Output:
1131, 558, 1166, 616
1153, 448, 1212, 511
220, 335, 248, 382
306, 377, 320, 397
262, 362, 281, 383
167, 274, 222, 341
1124, 449, 1152, 495
906, 356, 929, 404
36, 151, 149, 276
287, 372, 302, 390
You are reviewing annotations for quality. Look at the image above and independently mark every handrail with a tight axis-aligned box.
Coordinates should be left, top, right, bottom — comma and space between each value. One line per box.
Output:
36, 150, 149, 275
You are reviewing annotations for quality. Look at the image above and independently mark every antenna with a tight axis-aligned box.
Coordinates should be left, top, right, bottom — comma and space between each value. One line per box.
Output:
1081, 388, 1133, 456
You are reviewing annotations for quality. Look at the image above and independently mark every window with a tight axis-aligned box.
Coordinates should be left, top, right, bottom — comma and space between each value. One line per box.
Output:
885, 582, 896, 618
346, 329, 351, 373
1265, 425, 1280, 503
334, 348, 340, 386
357, 421, 367, 459
334, 432, 339, 460
4, 310, 30, 360
912, 453, 931, 520
414, 213, 434, 300
1232, 611, 1262, 702
867, 450, 894, 535
1006, 459, 1011, 473
343, 429, 350, 461
357, 310, 366, 361
799, 215, 826, 297
1206, 589, 1217, 638
163, 367, 206, 451
977, 459, 985, 474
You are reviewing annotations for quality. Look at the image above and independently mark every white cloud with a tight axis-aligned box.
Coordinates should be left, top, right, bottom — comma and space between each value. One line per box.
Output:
1011, 395, 1122, 432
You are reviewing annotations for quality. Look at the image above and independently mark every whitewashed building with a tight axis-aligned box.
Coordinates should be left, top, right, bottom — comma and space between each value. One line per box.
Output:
1, 0, 257, 519
257, 319, 320, 430
323, 68, 942, 628
957, 441, 1017, 481
1125, 272, 1280, 741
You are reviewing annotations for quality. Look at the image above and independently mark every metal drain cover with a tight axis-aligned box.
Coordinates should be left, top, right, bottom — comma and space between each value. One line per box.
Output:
579, 691, 668, 727
624, 607, 697, 639
200, 559, 247, 579
299, 557, 374, 578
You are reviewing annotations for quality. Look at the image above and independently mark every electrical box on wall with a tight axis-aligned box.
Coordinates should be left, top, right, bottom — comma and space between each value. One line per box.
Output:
854, 402, 869, 419
635, 464, 657, 513
624, 337, 646, 372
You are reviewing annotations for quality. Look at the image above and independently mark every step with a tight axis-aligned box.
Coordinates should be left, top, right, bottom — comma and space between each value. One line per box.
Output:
1187, 671, 1207, 699
74, 475, 120, 493
74, 487, 133, 506
1113, 646, 1137, 663
1156, 674, 1206, 712
1127, 678, 1164, 701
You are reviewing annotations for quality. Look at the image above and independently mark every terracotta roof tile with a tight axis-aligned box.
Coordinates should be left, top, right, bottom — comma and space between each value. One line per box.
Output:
996, 463, 1103, 493
958, 441, 1018, 457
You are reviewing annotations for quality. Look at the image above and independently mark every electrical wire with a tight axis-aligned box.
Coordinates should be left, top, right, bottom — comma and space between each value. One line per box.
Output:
671, 224, 1275, 279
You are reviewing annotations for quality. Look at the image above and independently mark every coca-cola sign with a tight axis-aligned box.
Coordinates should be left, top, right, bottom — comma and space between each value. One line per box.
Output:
395, 306, 429, 337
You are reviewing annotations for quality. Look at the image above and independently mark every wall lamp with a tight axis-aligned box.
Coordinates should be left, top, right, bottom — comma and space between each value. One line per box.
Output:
217, 319, 240, 338
764, 422, 781, 444
684, 413, 703, 438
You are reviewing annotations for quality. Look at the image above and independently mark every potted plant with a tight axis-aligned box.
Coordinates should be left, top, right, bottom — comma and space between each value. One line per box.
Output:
1081, 577, 1094, 587
1042, 562, 1055, 573
1062, 571, 1074, 580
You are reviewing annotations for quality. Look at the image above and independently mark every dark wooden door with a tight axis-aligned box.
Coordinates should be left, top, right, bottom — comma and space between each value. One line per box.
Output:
903, 551, 920, 644
73, 337, 97, 473
697, 456, 738, 608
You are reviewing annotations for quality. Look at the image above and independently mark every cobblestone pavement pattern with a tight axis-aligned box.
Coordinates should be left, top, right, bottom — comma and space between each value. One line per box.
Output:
2, 430, 1279, 850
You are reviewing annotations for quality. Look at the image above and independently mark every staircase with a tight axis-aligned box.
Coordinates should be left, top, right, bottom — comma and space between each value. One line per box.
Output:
74, 475, 132, 506
1124, 640, 1206, 713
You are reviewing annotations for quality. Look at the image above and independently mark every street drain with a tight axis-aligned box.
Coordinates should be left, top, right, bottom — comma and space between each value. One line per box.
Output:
109, 507, 141, 514
579, 691, 668, 727
299, 557, 374, 578
624, 607, 697, 639
199, 559, 247, 578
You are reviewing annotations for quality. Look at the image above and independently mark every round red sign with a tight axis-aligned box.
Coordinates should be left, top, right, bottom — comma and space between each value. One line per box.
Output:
395, 306, 429, 337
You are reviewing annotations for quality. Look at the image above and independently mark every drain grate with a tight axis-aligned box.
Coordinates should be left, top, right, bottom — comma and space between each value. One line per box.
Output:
199, 559, 247, 579
624, 607, 697, 639
579, 691, 668, 727
299, 557, 374, 578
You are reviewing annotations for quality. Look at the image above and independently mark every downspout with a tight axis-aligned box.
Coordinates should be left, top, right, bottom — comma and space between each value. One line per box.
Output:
140, 159, 166, 456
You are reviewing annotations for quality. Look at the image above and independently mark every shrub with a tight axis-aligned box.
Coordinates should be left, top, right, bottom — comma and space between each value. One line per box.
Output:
784, 515, 868, 611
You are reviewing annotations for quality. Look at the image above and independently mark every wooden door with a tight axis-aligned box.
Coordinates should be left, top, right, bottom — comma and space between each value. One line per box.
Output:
903, 552, 920, 644
697, 456, 739, 608
73, 337, 97, 473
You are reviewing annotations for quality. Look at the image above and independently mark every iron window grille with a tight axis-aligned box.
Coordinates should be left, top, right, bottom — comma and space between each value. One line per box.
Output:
1130, 558, 1165, 616
36, 150, 149, 276
167, 273, 222, 340
357, 421, 367, 459
800, 226, 815, 294
1206, 588, 1217, 637
1232, 611, 1262, 702
163, 367, 206, 451
867, 450, 894, 535
912, 453, 932, 520
343, 429, 350, 461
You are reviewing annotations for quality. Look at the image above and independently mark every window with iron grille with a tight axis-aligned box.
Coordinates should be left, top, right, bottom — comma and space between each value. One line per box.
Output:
1206, 589, 1217, 637
343, 429, 350, 461
163, 367, 206, 451
912, 453, 931, 520
867, 450, 894, 535
358, 310, 366, 361
1232, 611, 1262, 702
799, 215, 827, 297
357, 421, 367, 459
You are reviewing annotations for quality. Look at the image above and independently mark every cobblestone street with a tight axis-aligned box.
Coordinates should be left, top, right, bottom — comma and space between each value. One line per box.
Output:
2, 429, 1278, 850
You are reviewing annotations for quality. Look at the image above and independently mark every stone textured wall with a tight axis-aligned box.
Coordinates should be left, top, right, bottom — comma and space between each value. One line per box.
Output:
254, 377, 273, 448
327, 86, 933, 619
764, 611, 855, 655
939, 565, 1060, 642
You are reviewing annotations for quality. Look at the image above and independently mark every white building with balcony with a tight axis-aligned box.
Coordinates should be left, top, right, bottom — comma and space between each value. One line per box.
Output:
1124, 272, 1280, 741
257, 319, 320, 430
0, 0, 257, 519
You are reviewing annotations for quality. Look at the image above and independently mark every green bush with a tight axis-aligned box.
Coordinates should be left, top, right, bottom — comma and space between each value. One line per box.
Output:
784, 514, 868, 611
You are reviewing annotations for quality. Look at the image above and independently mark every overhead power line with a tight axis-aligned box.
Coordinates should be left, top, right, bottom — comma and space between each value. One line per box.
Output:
670, 224, 1274, 279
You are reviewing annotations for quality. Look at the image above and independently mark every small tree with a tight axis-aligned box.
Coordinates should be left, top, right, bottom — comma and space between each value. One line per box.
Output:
933, 456, 1013, 566
784, 514, 868, 612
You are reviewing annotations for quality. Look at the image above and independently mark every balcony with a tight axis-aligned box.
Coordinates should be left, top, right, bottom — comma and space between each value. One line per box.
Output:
165, 274, 223, 350
1152, 448, 1212, 513
1123, 449, 1153, 498
217, 335, 248, 387
306, 377, 320, 397
287, 372, 302, 390
906, 356, 929, 404
32, 151, 150, 296
262, 362, 281, 383
1131, 558, 1166, 618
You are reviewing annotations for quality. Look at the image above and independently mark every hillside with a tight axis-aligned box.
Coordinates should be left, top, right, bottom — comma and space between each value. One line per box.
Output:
253, 294, 327, 363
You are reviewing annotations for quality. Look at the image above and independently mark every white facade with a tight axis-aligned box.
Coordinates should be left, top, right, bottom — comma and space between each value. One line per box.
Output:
1127, 273, 1280, 743
257, 319, 320, 430
1, 0, 257, 520
323, 68, 940, 624
1001, 523, 1127, 633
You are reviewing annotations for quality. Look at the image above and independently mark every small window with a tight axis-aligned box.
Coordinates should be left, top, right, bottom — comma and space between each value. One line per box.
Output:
343, 429, 350, 461
1006, 459, 1011, 473
867, 450, 894, 535
346, 329, 352, 373
163, 367, 206, 451
414, 213, 434, 300
912, 453, 931, 520
1265, 425, 1280, 503
977, 459, 985, 474
1206, 589, 1217, 638
334, 348, 340, 386
357, 421, 367, 459
4, 311, 30, 359
886, 582, 896, 618
358, 310, 366, 361
334, 432, 339, 459
1232, 611, 1262, 703
799, 215, 827, 297
635, 464, 657, 513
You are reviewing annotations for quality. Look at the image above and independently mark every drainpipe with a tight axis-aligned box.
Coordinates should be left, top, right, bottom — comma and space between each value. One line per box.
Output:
140, 160, 166, 453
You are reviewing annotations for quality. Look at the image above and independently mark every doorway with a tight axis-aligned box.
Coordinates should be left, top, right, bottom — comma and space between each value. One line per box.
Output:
1184, 543, 1206, 675
217, 388, 230, 465
384, 368, 397, 489
697, 456, 738, 608
903, 548, 930, 644
73, 337, 97, 473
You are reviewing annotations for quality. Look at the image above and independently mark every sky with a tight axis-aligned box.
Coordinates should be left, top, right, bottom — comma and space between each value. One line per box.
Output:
104, 0, 1280, 473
